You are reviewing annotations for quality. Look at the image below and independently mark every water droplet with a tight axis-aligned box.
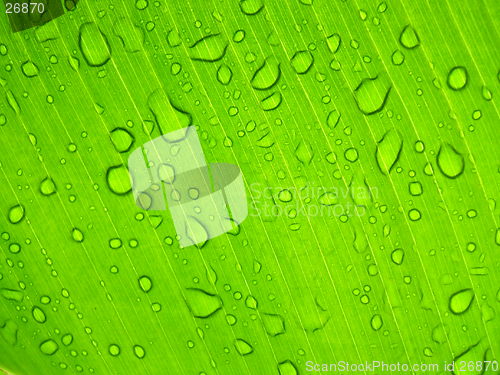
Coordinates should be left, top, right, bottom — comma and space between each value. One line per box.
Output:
234, 338, 253, 356
375, 129, 403, 174
71, 227, 84, 243
40, 178, 57, 196
447, 66, 468, 91
318, 192, 338, 206
399, 25, 420, 49
391, 50, 405, 65
0, 288, 23, 302
408, 208, 422, 221
62, 333, 73, 346
240, 0, 264, 15
278, 360, 299, 375
354, 75, 392, 115
326, 109, 341, 128
147, 90, 192, 133
109, 344, 121, 356
217, 64, 233, 85
245, 295, 258, 309
262, 313, 285, 336
251, 57, 281, 90
370, 314, 383, 330
8, 204, 25, 224
326, 33, 341, 53
291, 50, 314, 74
295, 141, 314, 164
21, 61, 39, 77
138, 275, 153, 293
32, 306, 47, 323
40, 339, 59, 355
110, 128, 135, 153
449, 288, 474, 314
391, 248, 404, 265
78, 22, 111, 67
261, 92, 282, 111
184, 288, 222, 318
106, 165, 132, 195
189, 34, 228, 62
133, 344, 146, 359
409, 181, 423, 196
344, 147, 359, 162
436, 143, 465, 179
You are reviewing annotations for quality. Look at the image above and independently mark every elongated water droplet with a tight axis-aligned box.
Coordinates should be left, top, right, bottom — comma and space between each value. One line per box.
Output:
32, 306, 47, 323
189, 34, 228, 62
78, 22, 111, 67
138, 275, 153, 293
240, 0, 264, 15
217, 64, 232, 85
375, 129, 403, 174
261, 92, 282, 111
436, 143, 465, 179
326, 33, 341, 53
251, 57, 281, 90
326, 109, 341, 128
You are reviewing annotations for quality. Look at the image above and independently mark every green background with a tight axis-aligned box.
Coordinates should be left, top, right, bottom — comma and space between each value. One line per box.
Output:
0, 0, 499, 374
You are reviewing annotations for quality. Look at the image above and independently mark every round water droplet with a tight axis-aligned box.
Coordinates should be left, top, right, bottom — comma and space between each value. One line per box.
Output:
110, 128, 135, 153
391, 50, 405, 65
8, 204, 25, 224
61, 334, 73, 346
71, 228, 84, 243
157, 163, 175, 184
447, 66, 468, 91
138, 275, 152, 293
344, 148, 359, 162
40, 339, 59, 355
106, 165, 132, 195
278, 189, 292, 203
408, 208, 422, 221
109, 344, 121, 356
40, 178, 57, 196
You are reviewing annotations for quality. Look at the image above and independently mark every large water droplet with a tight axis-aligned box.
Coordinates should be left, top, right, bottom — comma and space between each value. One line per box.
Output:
262, 313, 285, 336
294, 141, 314, 164
0, 288, 23, 302
251, 57, 281, 90
449, 288, 474, 315
217, 64, 233, 85
138, 275, 153, 293
32, 306, 47, 323
8, 204, 25, 224
326, 33, 341, 53
354, 75, 391, 115
184, 288, 222, 318
436, 143, 465, 179
78, 22, 111, 67
40, 339, 59, 355
291, 50, 314, 74
447, 66, 468, 91
106, 165, 132, 195
326, 109, 341, 128
234, 338, 253, 356
240, 0, 264, 15
110, 127, 135, 153
40, 178, 57, 196
189, 34, 228, 62
21, 61, 39, 77
375, 129, 403, 174
399, 25, 420, 49
278, 360, 299, 375
260, 91, 282, 111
